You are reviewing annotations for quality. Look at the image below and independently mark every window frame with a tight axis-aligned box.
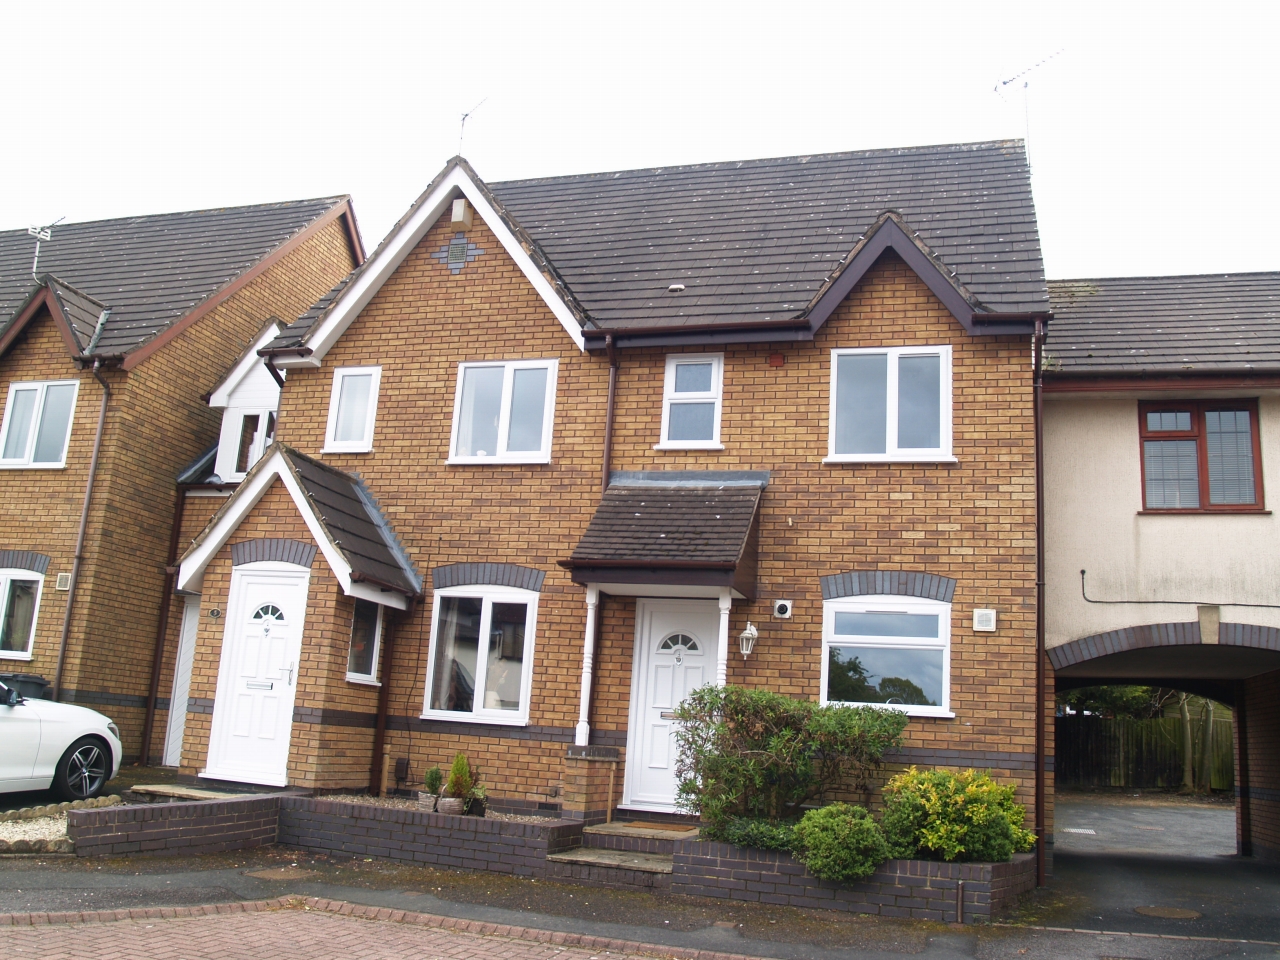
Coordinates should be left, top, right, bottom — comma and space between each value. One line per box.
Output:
0, 568, 44, 661
447, 359, 559, 464
421, 584, 538, 726
322, 366, 382, 454
0, 379, 79, 469
819, 594, 953, 718
1138, 399, 1265, 513
825, 346, 954, 464
345, 598, 384, 686
656, 353, 725, 450
222, 408, 277, 481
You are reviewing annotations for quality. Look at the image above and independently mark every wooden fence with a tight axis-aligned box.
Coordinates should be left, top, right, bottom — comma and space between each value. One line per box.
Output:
1055, 714, 1234, 791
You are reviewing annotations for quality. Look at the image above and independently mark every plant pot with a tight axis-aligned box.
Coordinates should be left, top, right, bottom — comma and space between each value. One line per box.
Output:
436, 796, 465, 816
464, 796, 487, 818
416, 792, 438, 812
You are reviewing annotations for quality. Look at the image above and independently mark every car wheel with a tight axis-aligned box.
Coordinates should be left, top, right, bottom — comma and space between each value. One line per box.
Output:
53, 736, 111, 801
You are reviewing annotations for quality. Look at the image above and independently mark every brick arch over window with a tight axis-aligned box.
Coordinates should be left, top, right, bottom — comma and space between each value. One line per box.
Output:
820, 569, 956, 603
0, 551, 51, 574
432, 562, 545, 592
1048, 620, 1280, 671
230, 538, 318, 567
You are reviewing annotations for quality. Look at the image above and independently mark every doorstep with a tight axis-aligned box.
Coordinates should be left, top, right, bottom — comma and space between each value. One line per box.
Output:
125, 784, 246, 803
545, 847, 674, 874
584, 821, 699, 842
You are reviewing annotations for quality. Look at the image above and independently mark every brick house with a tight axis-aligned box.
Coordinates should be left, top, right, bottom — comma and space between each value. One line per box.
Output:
173, 143, 1052, 853
0, 199, 364, 761
1043, 273, 1280, 859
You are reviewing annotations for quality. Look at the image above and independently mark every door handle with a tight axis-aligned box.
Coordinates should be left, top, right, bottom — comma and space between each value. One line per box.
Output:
247, 681, 273, 690
286, 662, 295, 686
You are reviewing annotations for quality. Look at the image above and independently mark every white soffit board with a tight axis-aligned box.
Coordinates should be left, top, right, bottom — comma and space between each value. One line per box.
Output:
209, 323, 284, 408
281, 166, 585, 367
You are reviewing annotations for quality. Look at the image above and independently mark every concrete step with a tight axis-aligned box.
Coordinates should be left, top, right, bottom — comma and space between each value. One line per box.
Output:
545, 847, 673, 891
582, 820, 699, 855
125, 785, 245, 803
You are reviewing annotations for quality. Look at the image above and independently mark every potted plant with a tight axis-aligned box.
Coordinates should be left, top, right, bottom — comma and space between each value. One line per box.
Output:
418, 765, 443, 811
465, 783, 487, 818
437, 753, 472, 816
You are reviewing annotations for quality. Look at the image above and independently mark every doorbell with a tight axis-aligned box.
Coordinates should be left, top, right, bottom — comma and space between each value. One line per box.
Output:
772, 599, 793, 619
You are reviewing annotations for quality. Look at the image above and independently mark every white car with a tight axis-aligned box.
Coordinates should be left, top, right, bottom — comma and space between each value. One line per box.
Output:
0, 680, 122, 800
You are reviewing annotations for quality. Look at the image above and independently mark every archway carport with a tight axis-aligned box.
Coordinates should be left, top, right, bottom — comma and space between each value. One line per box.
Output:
1050, 620, 1280, 858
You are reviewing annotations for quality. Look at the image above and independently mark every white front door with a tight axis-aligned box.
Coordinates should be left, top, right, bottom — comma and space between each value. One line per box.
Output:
623, 599, 718, 811
203, 564, 308, 786
163, 595, 200, 767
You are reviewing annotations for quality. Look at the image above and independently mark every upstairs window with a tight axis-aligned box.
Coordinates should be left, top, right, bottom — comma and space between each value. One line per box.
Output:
821, 595, 952, 718
1140, 400, 1263, 511
658, 353, 724, 449
449, 359, 558, 463
323, 366, 382, 453
0, 569, 42, 659
827, 347, 953, 463
424, 586, 537, 725
0, 380, 78, 468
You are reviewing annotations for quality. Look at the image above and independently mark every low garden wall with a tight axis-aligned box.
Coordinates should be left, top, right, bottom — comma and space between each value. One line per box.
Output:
67, 796, 280, 857
671, 840, 1035, 922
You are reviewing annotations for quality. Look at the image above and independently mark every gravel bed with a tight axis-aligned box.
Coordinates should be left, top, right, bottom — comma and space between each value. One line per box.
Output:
323, 794, 556, 823
0, 815, 67, 843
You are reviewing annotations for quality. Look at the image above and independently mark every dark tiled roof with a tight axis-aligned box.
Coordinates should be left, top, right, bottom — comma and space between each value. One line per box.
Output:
491, 140, 1047, 330
176, 443, 220, 485
0, 198, 347, 357
281, 447, 421, 597
570, 480, 763, 566
1047, 273, 1280, 376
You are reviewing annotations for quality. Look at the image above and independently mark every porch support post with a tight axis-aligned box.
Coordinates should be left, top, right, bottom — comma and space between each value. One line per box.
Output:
716, 588, 732, 685
575, 584, 600, 747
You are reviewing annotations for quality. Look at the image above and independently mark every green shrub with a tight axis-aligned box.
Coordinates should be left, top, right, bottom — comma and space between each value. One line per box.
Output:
444, 752, 474, 799
792, 803, 890, 883
881, 767, 1036, 862
424, 766, 444, 795
703, 816, 797, 852
673, 685, 907, 829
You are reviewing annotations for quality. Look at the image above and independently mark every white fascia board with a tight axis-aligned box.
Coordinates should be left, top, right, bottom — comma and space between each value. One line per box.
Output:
175, 449, 408, 610
284, 166, 584, 369
209, 323, 285, 408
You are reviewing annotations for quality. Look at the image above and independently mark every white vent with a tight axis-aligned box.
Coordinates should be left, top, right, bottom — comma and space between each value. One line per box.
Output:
972, 609, 997, 632
55, 573, 72, 591
451, 198, 473, 228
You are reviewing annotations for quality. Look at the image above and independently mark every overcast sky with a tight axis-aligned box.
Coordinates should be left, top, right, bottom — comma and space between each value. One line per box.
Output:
3, 1, 1276, 281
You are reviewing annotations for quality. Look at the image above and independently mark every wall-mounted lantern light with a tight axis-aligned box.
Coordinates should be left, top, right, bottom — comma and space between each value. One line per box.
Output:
739, 622, 758, 658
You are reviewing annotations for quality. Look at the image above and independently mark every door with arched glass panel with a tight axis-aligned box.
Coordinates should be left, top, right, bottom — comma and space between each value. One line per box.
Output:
625, 599, 717, 810
205, 564, 309, 786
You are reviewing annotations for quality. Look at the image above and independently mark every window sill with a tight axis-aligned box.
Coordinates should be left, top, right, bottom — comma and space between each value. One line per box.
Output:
825, 700, 954, 719
1138, 509, 1271, 516
447, 455, 551, 466
823, 456, 957, 465
322, 446, 374, 455
0, 463, 66, 470
653, 443, 725, 451
0, 651, 33, 661
419, 710, 529, 727
345, 674, 381, 687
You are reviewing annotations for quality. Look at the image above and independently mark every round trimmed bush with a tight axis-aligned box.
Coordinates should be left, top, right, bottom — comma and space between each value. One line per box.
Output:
792, 803, 890, 883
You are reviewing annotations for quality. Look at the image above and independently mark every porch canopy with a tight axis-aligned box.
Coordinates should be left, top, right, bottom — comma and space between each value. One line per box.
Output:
558, 470, 766, 601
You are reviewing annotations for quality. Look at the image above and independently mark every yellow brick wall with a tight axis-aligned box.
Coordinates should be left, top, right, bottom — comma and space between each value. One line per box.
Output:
181, 209, 1046, 818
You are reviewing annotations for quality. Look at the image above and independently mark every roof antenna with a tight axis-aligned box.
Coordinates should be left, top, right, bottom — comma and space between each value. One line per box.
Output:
994, 49, 1064, 168
458, 97, 488, 156
28, 217, 64, 281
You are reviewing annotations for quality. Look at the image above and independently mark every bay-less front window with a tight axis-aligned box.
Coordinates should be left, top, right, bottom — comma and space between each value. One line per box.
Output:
821, 596, 951, 718
826, 347, 952, 462
0, 570, 43, 659
1139, 401, 1263, 511
424, 587, 537, 724
657, 353, 724, 449
0, 380, 78, 468
449, 360, 558, 463
323, 366, 382, 453
346, 598, 383, 683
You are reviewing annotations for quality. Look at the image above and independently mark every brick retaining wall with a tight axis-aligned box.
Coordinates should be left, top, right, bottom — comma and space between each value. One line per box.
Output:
277, 797, 583, 877
67, 796, 280, 857
671, 840, 1036, 922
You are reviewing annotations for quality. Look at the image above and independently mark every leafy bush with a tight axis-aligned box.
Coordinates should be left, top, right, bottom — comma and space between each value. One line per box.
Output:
881, 767, 1036, 863
792, 803, 890, 883
702, 816, 797, 852
673, 685, 907, 828
444, 752, 474, 799
424, 766, 444, 795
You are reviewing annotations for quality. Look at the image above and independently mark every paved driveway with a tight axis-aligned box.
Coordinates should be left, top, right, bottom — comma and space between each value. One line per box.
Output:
1055, 795, 1237, 857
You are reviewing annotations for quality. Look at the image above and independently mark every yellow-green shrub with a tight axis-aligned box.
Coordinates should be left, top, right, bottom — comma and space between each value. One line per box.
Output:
881, 767, 1035, 863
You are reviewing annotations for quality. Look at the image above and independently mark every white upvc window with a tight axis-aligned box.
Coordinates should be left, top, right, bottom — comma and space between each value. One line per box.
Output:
657, 353, 724, 449
0, 380, 79, 469
323, 366, 382, 453
448, 359, 559, 464
345, 598, 383, 685
820, 595, 952, 718
422, 585, 538, 725
221, 409, 276, 481
826, 346, 953, 463
0, 569, 43, 660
